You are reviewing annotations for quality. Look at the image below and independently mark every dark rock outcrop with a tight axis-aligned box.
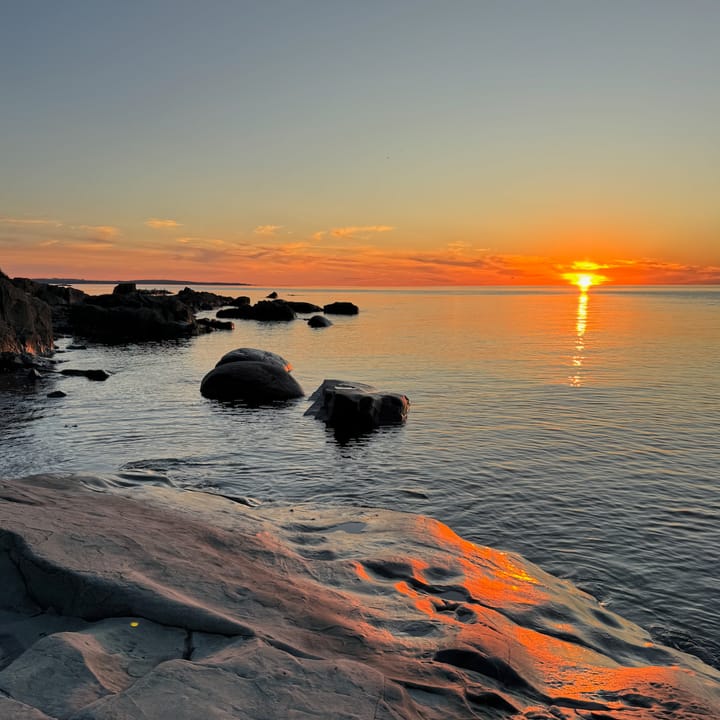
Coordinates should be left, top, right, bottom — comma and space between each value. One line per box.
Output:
69, 287, 196, 342
215, 300, 296, 322
323, 301, 359, 315
0, 271, 54, 355
286, 301, 323, 314
232, 296, 251, 306
305, 379, 409, 432
266, 291, 278, 299
11, 278, 87, 335
177, 287, 234, 311
308, 315, 332, 328
113, 282, 137, 295
253, 300, 296, 321
47, 390, 67, 398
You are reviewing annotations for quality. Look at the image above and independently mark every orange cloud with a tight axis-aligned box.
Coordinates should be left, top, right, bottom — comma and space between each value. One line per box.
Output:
145, 218, 182, 229
0, 215, 61, 227
254, 225, 283, 237
325, 225, 395, 240
78, 225, 120, 241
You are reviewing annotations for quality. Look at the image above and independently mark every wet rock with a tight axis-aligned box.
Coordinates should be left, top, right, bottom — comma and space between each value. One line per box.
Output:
0, 270, 54, 355
26, 368, 42, 383
253, 300, 296, 321
177, 287, 234, 311
286, 301, 323, 314
200, 360, 303, 402
305, 379, 409, 431
308, 315, 332, 328
323, 301, 359, 315
67, 344, 88, 350
60, 368, 110, 381
47, 390, 67, 398
215, 348, 293, 371
231, 296, 251, 306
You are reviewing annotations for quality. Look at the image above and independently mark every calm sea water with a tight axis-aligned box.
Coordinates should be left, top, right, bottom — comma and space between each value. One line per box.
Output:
1, 285, 719, 668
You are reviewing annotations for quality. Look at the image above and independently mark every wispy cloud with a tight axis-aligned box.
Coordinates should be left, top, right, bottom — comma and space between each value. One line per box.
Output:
329, 225, 394, 239
0, 215, 61, 227
145, 218, 182, 229
78, 225, 120, 241
254, 225, 283, 237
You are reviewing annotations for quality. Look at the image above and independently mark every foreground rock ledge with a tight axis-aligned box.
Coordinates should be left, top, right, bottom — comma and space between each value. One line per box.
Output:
0, 476, 718, 720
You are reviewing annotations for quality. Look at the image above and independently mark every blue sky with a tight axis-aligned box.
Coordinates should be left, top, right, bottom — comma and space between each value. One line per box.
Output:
1, 1, 719, 284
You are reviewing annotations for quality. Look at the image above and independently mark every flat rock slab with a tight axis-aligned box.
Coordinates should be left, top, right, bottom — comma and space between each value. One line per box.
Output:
0, 475, 718, 719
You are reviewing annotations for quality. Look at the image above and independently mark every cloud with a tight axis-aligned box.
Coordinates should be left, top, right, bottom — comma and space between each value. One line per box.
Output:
329, 225, 394, 239
78, 225, 120, 241
145, 218, 182, 229
254, 225, 283, 237
0, 215, 61, 227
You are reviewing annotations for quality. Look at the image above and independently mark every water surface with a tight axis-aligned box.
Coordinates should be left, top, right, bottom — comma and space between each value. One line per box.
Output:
1, 284, 718, 667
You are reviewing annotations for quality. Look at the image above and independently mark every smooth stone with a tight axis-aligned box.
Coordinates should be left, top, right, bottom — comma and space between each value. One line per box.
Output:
253, 300, 296, 321
307, 315, 332, 328
47, 391, 67, 398
200, 361, 303, 402
286, 301, 323, 314
215, 348, 292, 371
216, 306, 255, 319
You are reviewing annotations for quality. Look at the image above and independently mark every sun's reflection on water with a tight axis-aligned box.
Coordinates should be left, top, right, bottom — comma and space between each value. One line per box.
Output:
570, 290, 589, 386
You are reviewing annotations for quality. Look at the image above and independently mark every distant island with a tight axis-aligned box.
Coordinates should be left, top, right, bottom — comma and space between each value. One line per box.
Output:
31, 278, 252, 286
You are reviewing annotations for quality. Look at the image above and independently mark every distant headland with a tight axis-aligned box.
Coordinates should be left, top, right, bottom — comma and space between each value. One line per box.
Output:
31, 278, 252, 286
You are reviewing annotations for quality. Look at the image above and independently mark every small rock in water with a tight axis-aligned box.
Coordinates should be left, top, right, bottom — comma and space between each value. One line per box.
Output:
323, 301, 359, 315
47, 390, 67, 398
308, 315, 332, 328
60, 368, 110, 381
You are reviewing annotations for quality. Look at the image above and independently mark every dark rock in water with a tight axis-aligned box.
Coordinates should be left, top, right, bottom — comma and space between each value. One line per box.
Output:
200, 360, 303, 402
323, 301, 359, 315
113, 282, 137, 295
286, 301, 323, 314
197, 318, 234, 331
60, 368, 110, 381
0, 270, 54, 355
308, 315, 332, 328
215, 347, 293, 371
67, 344, 88, 350
216, 305, 255, 320
266, 291, 278, 299
47, 390, 67, 398
232, 295, 251, 306
305, 379, 409, 431
27, 368, 42, 383
177, 287, 234, 311
69, 290, 196, 342
253, 299, 296, 321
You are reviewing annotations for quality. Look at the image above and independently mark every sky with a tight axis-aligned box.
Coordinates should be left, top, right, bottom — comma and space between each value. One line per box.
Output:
1, 1, 719, 286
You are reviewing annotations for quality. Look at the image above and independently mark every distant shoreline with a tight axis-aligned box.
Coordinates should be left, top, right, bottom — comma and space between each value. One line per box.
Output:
31, 278, 252, 287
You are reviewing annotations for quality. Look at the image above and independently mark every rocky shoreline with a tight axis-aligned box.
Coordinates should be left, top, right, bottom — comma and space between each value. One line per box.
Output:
1, 474, 719, 719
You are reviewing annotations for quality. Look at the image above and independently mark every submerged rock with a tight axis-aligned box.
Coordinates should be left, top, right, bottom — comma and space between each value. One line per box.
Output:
306, 379, 409, 431
196, 318, 234, 332
307, 315, 332, 328
0, 475, 718, 720
201, 348, 302, 402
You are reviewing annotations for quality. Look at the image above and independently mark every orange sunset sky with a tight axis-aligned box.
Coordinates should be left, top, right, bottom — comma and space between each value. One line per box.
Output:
1, 3, 719, 287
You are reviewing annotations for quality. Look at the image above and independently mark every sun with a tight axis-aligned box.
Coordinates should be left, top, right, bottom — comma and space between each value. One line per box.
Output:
561, 264, 609, 291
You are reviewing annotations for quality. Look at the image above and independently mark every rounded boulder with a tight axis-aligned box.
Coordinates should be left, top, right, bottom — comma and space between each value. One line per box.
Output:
201, 361, 303, 402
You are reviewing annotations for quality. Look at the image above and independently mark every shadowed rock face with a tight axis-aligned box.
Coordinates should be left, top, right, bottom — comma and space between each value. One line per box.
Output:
0, 271, 54, 355
308, 315, 332, 328
177, 287, 234, 311
69, 286, 197, 342
306, 379, 409, 431
215, 347, 293, 371
0, 475, 718, 719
